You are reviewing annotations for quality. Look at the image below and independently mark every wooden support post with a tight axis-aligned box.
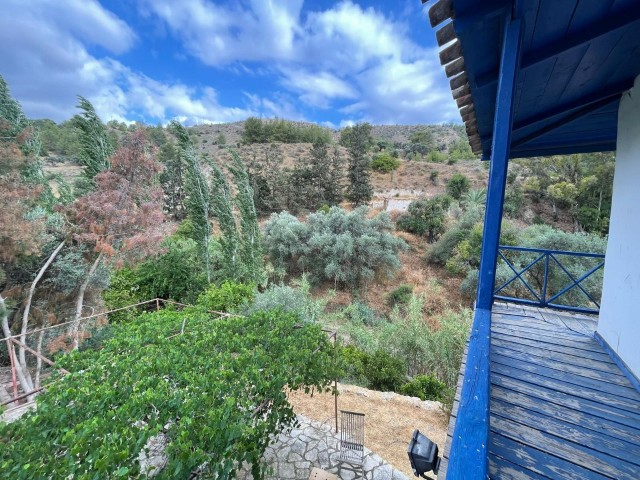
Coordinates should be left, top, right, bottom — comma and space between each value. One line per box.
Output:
476, 18, 523, 310
7, 339, 18, 401
156, 298, 160, 311
448, 17, 523, 480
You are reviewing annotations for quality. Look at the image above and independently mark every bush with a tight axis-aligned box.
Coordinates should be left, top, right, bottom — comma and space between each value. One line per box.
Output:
400, 375, 446, 401
264, 207, 407, 289
371, 153, 400, 173
102, 236, 212, 318
341, 301, 383, 327
446, 173, 471, 199
429, 170, 439, 184
427, 206, 484, 265
427, 151, 447, 163
242, 277, 327, 323
197, 281, 255, 313
340, 344, 368, 386
386, 284, 413, 307
364, 349, 407, 392
396, 196, 451, 243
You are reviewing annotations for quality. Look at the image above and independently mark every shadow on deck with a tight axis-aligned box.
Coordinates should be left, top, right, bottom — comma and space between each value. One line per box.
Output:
440, 303, 640, 479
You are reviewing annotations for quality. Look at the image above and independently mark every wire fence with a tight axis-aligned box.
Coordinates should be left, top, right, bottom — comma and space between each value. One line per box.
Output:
0, 298, 236, 409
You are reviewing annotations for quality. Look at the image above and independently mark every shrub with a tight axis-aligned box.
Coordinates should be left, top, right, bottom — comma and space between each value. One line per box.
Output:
371, 153, 400, 173
341, 301, 383, 327
427, 206, 484, 265
446, 173, 471, 199
386, 284, 413, 307
429, 170, 439, 184
339, 344, 368, 386
400, 375, 447, 401
197, 280, 255, 313
396, 196, 451, 243
364, 349, 407, 392
242, 277, 327, 323
427, 151, 447, 163
264, 207, 407, 289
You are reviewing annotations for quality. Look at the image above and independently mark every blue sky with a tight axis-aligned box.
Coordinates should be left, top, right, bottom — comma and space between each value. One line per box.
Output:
0, 0, 458, 127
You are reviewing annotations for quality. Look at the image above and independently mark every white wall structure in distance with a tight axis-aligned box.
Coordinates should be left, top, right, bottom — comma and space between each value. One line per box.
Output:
598, 74, 640, 380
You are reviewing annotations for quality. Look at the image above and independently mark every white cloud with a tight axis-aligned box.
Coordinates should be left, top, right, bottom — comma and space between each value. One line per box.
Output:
0, 0, 255, 124
280, 69, 358, 108
142, 0, 457, 124
1, 0, 458, 125
140, 0, 304, 66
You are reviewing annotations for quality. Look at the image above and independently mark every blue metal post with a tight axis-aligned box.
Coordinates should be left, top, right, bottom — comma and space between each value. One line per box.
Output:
447, 17, 523, 480
476, 18, 523, 310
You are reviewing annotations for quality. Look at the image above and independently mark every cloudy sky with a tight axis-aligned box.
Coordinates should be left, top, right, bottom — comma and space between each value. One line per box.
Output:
1, 0, 458, 127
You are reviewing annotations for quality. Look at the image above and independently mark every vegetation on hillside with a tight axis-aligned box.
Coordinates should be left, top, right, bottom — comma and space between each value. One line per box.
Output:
0, 70, 616, 477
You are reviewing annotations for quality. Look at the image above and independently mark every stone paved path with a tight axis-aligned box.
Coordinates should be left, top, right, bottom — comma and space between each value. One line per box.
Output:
238, 414, 409, 480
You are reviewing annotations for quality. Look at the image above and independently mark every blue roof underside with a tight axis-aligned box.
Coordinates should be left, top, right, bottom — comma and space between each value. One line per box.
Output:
450, 0, 640, 158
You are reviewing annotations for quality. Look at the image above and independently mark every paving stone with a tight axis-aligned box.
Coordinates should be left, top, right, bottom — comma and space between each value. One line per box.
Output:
304, 447, 319, 462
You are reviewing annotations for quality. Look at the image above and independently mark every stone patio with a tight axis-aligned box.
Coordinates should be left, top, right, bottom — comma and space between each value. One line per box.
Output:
238, 414, 409, 480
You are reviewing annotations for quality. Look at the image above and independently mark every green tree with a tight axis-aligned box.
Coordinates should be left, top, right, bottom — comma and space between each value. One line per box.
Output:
227, 150, 266, 286
446, 172, 471, 199
241, 117, 265, 144
371, 152, 400, 172
341, 123, 373, 206
72, 96, 114, 179
396, 195, 451, 243
171, 121, 213, 282
264, 207, 406, 289
0, 308, 337, 479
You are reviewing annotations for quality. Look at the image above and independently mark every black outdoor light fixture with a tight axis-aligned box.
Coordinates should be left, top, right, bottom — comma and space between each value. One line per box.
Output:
407, 429, 441, 479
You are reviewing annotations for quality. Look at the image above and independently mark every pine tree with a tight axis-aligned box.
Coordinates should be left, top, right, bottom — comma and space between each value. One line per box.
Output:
341, 123, 373, 206
171, 121, 213, 282
73, 96, 114, 179
228, 150, 266, 286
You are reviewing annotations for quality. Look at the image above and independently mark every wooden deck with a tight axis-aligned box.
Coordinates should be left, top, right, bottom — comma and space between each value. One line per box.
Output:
440, 303, 640, 480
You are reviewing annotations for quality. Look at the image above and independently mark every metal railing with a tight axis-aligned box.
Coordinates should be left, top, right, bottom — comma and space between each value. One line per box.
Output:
494, 245, 605, 314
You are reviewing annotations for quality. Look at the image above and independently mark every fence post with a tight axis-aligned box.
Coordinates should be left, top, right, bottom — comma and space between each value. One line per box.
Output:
156, 298, 160, 311
542, 253, 550, 306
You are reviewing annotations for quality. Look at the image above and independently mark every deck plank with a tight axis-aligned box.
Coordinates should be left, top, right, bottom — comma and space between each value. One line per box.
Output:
489, 304, 640, 480
491, 337, 623, 375
491, 331, 611, 362
491, 415, 640, 479
441, 303, 640, 479
491, 398, 640, 462
491, 346, 632, 387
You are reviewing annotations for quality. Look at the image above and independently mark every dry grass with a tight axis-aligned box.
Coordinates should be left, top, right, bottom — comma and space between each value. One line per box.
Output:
288, 383, 447, 478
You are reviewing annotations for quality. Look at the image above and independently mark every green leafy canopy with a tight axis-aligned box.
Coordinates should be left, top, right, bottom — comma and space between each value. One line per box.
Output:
0, 308, 337, 479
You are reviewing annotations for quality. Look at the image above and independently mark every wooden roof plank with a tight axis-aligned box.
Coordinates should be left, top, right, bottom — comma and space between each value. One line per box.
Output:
439, 40, 462, 66
436, 21, 456, 46
428, 0, 454, 28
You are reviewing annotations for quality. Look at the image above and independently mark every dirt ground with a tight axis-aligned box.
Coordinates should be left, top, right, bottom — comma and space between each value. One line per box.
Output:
288, 383, 448, 478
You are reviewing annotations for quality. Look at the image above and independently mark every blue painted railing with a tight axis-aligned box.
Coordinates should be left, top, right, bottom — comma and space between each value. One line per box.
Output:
494, 245, 605, 315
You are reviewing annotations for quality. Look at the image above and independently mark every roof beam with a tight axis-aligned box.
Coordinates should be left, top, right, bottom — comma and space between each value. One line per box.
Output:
512, 95, 620, 148
478, 81, 633, 144
475, 7, 640, 89
512, 81, 632, 133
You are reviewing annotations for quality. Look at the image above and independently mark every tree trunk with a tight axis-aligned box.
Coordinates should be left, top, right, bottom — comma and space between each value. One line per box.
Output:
17, 240, 65, 392
1, 295, 30, 400
0, 384, 12, 406
34, 329, 44, 389
72, 253, 102, 350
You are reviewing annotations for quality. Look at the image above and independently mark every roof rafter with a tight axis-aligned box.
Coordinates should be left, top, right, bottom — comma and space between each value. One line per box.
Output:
475, 7, 640, 89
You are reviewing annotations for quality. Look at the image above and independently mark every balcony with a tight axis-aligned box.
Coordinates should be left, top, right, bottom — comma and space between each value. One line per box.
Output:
440, 302, 640, 479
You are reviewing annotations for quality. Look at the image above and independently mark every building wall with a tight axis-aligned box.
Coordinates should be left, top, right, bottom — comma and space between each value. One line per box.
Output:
598, 74, 640, 379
